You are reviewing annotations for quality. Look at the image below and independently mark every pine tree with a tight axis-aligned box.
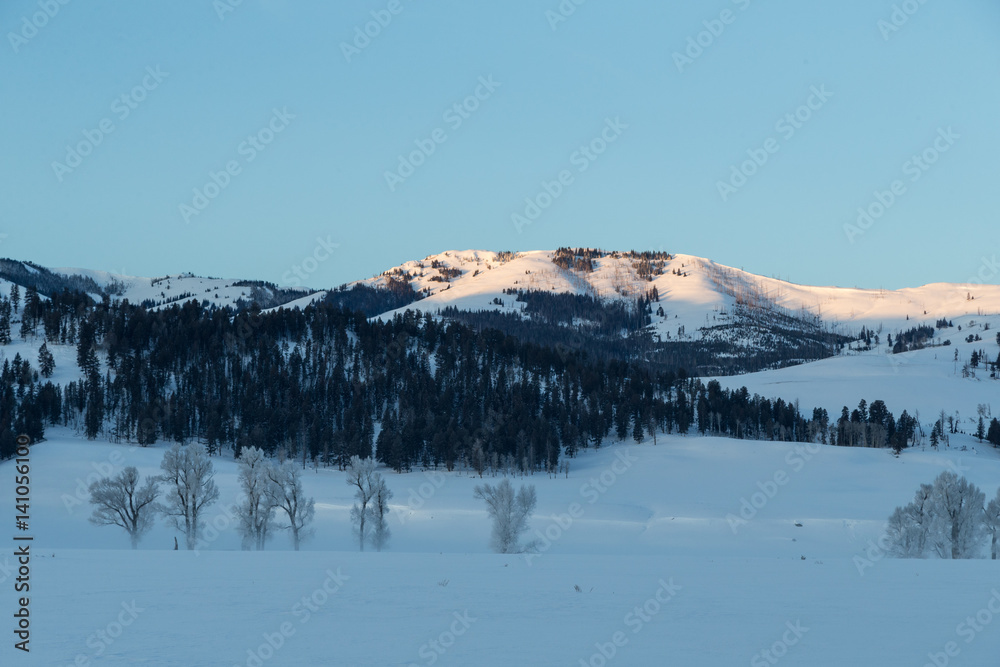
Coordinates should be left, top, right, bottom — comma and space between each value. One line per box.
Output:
988, 419, 1000, 448
22, 286, 40, 335
0, 300, 11, 345
38, 342, 55, 378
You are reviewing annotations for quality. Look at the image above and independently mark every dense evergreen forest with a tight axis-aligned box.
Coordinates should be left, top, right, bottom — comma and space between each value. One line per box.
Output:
0, 283, 967, 467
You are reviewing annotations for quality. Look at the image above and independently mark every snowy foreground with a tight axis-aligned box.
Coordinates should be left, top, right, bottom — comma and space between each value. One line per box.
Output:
3, 429, 1000, 665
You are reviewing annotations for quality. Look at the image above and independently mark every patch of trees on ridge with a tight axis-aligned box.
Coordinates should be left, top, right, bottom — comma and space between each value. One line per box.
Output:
323, 281, 423, 316
0, 258, 110, 297
551, 247, 671, 281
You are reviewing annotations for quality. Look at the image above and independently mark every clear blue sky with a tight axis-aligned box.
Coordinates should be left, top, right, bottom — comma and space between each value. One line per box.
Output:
2, 0, 998, 290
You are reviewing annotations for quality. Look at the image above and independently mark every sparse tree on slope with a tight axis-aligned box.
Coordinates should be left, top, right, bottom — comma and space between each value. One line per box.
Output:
88, 466, 159, 549
159, 442, 219, 550
266, 460, 315, 551
474, 478, 537, 554
236, 446, 276, 550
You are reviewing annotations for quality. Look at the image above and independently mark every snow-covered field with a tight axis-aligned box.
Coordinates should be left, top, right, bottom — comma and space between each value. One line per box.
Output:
2, 428, 999, 665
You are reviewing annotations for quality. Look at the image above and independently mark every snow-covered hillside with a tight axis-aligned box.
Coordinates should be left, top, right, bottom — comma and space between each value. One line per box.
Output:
59, 267, 316, 311
354, 249, 1000, 341
711, 310, 999, 425
7, 251, 999, 347
0, 259, 314, 311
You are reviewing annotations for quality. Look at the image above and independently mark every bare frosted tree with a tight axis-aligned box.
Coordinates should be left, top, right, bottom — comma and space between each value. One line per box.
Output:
346, 455, 377, 551
88, 466, 159, 549
236, 446, 276, 550
931, 471, 986, 559
885, 483, 934, 558
982, 488, 1000, 560
159, 442, 219, 550
367, 476, 393, 552
267, 460, 315, 551
473, 478, 538, 554
886, 475, 988, 559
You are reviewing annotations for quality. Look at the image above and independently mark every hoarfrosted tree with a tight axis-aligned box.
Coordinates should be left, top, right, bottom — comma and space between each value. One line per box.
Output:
159, 442, 219, 550
473, 478, 538, 554
931, 471, 986, 559
346, 455, 377, 551
367, 476, 393, 552
236, 446, 276, 550
884, 483, 934, 558
982, 488, 1000, 560
887, 472, 988, 560
88, 466, 160, 549
266, 460, 316, 551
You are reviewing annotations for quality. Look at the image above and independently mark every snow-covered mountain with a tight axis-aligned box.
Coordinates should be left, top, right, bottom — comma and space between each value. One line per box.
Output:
4, 249, 999, 374
7, 250, 999, 333
0, 258, 314, 311
351, 248, 1000, 338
